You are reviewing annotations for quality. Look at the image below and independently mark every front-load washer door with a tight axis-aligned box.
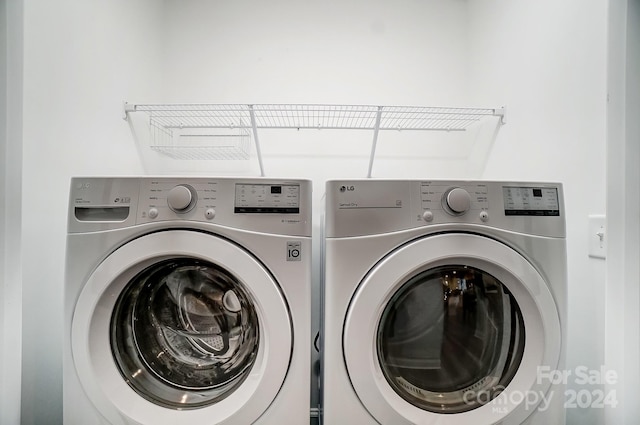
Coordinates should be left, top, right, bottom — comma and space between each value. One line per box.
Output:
343, 233, 562, 425
71, 230, 292, 425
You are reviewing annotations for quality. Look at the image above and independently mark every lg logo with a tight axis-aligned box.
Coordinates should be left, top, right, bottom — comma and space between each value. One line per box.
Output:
339, 185, 355, 192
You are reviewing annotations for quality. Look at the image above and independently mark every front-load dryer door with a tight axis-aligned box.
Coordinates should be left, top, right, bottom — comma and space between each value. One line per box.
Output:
343, 233, 561, 425
72, 230, 292, 425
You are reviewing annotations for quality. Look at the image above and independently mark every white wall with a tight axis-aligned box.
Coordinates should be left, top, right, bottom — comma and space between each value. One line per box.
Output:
14, 0, 612, 424
606, 0, 640, 423
160, 0, 470, 106
1, 0, 23, 424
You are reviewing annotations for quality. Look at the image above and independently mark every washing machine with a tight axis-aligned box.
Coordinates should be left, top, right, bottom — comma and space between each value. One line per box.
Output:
321, 180, 567, 425
64, 177, 311, 425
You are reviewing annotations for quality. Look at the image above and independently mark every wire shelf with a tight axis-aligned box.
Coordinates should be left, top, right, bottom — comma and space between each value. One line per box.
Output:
147, 115, 251, 160
129, 103, 500, 131
124, 103, 505, 176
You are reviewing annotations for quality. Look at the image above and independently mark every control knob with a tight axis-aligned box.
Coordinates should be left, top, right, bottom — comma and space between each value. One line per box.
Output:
443, 187, 471, 215
167, 185, 196, 212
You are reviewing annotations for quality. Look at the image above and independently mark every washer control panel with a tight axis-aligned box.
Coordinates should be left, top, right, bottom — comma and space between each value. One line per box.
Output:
167, 184, 197, 213
443, 187, 472, 214
503, 186, 560, 216
139, 180, 218, 221
234, 183, 300, 214
68, 177, 312, 236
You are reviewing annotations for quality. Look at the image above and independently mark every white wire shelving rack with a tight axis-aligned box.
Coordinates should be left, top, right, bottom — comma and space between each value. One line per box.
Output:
124, 103, 506, 177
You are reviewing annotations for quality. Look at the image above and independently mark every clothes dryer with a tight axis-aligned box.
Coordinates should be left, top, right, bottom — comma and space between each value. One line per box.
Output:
321, 180, 567, 425
64, 177, 311, 425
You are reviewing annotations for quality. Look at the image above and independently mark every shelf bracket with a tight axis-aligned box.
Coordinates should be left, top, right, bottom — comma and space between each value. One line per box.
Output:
494, 106, 507, 125
123, 102, 136, 120
366, 106, 384, 178
248, 105, 265, 177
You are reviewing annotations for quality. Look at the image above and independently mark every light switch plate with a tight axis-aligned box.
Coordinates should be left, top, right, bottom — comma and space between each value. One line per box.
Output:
588, 214, 606, 259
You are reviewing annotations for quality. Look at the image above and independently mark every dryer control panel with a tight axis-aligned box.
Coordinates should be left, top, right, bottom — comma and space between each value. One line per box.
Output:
419, 182, 489, 218
325, 179, 565, 238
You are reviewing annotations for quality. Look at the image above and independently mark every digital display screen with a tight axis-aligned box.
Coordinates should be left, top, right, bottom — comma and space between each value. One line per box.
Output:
503, 186, 560, 216
234, 184, 300, 214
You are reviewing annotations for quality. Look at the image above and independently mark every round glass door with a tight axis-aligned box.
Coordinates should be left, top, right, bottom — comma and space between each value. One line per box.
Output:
111, 257, 259, 409
343, 233, 561, 425
72, 230, 292, 425
377, 265, 525, 414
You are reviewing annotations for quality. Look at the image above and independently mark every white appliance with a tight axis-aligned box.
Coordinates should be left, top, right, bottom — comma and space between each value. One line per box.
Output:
321, 180, 567, 425
64, 177, 312, 425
